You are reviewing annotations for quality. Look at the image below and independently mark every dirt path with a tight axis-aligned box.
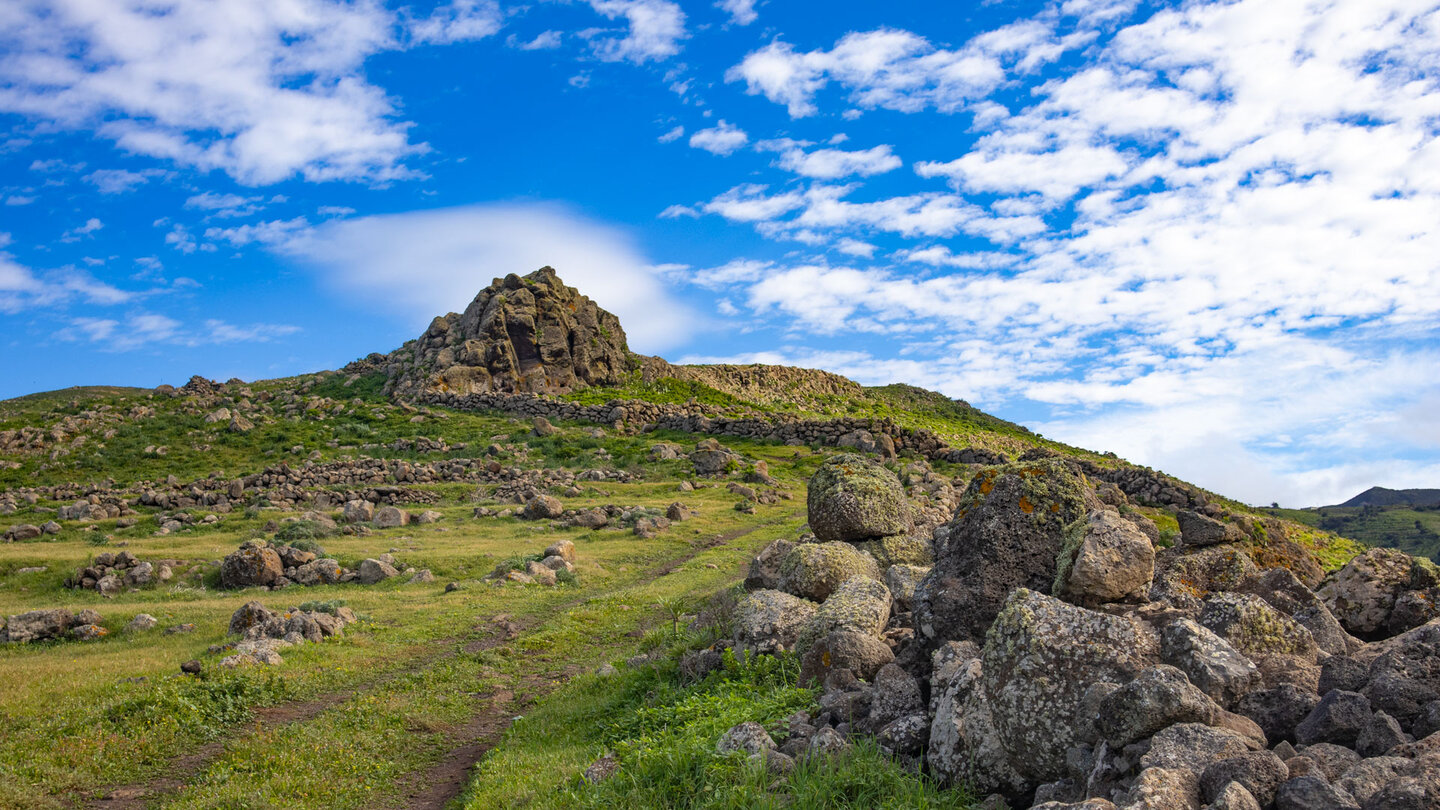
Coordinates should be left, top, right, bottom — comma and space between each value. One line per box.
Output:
394, 516, 791, 810
85, 516, 790, 810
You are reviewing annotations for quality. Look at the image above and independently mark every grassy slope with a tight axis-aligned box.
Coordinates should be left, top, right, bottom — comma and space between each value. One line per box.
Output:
1264, 505, 1440, 562
0, 368, 1370, 809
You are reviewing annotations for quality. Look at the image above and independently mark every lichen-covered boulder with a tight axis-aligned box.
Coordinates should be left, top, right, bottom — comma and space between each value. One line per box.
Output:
795, 577, 891, 653
220, 543, 283, 589
1160, 618, 1262, 708
1199, 592, 1319, 661
228, 601, 275, 636
341, 499, 374, 523
733, 589, 818, 654
1358, 618, 1440, 729
981, 589, 1159, 782
928, 655, 1031, 796
886, 564, 930, 612
777, 541, 881, 602
690, 438, 740, 475
1, 609, 73, 643
1097, 665, 1221, 748
855, 532, 933, 570
292, 558, 343, 586
1239, 567, 1356, 656
1151, 545, 1260, 611
357, 558, 399, 585
374, 506, 409, 528
914, 459, 1093, 645
1054, 508, 1155, 606
520, 495, 563, 520
1320, 548, 1429, 639
806, 454, 912, 543
797, 629, 893, 685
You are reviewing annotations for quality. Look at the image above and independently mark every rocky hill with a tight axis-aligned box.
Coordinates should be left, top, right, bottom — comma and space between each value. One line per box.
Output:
4, 265, 1436, 810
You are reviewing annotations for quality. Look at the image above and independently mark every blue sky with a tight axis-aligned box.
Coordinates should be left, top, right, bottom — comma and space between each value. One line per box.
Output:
2, 0, 1439, 507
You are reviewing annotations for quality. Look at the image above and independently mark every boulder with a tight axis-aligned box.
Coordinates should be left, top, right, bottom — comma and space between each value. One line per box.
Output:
868, 663, 924, 730
1295, 689, 1372, 747
544, 539, 576, 563
1237, 684, 1320, 744
1359, 615, 1440, 728
1178, 510, 1246, 547
1199, 751, 1289, 806
690, 439, 739, 475
886, 564, 930, 612
341, 500, 375, 524
374, 506, 409, 528
1274, 775, 1361, 810
981, 589, 1158, 782
1200, 592, 1319, 661
716, 721, 775, 756
1161, 618, 1262, 708
806, 454, 912, 543
1239, 567, 1356, 656
1053, 508, 1155, 606
914, 459, 1092, 646
1120, 767, 1201, 810
531, 416, 556, 437
777, 542, 881, 602
228, 601, 275, 636
855, 532, 934, 569
1319, 548, 1417, 638
521, 495, 563, 520
125, 614, 158, 632
928, 655, 1030, 796
2, 609, 72, 643
292, 558, 343, 586
357, 558, 400, 585
734, 590, 818, 654
798, 630, 893, 685
1097, 665, 1221, 748
745, 539, 795, 591
796, 577, 892, 653
1140, 723, 1256, 776
220, 545, 283, 589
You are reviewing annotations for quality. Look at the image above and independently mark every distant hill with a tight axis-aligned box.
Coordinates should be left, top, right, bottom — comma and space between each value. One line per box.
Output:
1336, 486, 1440, 508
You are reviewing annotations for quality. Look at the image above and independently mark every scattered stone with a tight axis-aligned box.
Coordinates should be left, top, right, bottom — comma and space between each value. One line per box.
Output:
125, 614, 158, 632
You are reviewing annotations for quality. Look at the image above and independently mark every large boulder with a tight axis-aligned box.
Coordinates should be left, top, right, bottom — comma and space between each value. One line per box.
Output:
521, 495, 563, 520
1199, 592, 1319, 661
341, 500, 375, 524
374, 506, 409, 528
1358, 618, 1440, 729
745, 539, 795, 591
1178, 510, 1246, 547
1, 609, 73, 643
777, 542, 881, 602
1152, 545, 1260, 610
795, 577, 891, 653
1053, 508, 1156, 606
1320, 548, 1429, 639
228, 601, 275, 636
220, 544, 283, 589
914, 459, 1092, 645
806, 454, 912, 543
1097, 665, 1221, 748
928, 654, 1031, 796
733, 589, 818, 654
1239, 568, 1356, 656
798, 629, 893, 685
357, 558, 400, 585
981, 589, 1159, 782
1160, 618, 1262, 708
689, 438, 739, 475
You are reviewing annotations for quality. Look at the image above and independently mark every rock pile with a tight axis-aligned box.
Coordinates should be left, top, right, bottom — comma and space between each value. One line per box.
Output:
729, 456, 1440, 809
64, 551, 174, 596
220, 540, 351, 589
219, 600, 355, 667
487, 539, 577, 586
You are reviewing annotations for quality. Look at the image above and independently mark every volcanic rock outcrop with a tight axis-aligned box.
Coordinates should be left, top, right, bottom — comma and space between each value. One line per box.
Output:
728, 455, 1440, 810
384, 266, 632, 398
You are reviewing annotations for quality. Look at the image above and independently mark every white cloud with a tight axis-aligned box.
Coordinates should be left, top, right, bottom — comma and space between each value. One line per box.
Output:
186, 191, 265, 218
689, 120, 749, 155
0, 239, 134, 314
0, 0, 439, 185
726, 24, 1087, 117
834, 238, 876, 258
60, 218, 104, 242
583, 0, 687, 64
716, 0, 758, 26
203, 319, 302, 343
85, 168, 167, 195
4, 196, 34, 206
165, 224, 199, 254
283, 202, 697, 352
658, 125, 685, 143
317, 205, 356, 217
761, 140, 902, 179
509, 30, 564, 50
205, 217, 312, 247
407, 0, 502, 45
59, 313, 298, 350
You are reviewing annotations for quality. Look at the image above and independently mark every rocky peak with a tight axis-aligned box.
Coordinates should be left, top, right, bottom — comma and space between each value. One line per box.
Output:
387, 267, 632, 398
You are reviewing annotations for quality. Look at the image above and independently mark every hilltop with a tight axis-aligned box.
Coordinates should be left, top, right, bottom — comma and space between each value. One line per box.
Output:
6, 266, 1433, 810
1337, 487, 1440, 509
1263, 485, 1440, 563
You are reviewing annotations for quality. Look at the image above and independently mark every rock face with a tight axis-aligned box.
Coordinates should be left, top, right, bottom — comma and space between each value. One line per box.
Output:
387, 267, 631, 398
806, 454, 912, 543
914, 458, 1093, 645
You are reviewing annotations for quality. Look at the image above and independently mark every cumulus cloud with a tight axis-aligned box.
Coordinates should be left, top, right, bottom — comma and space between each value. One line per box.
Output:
85, 168, 168, 195
283, 202, 697, 352
689, 120, 749, 155
583, 0, 687, 64
407, 0, 503, 45
726, 23, 1090, 116
758, 139, 902, 179
716, 0, 758, 26
0, 238, 133, 314
185, 192, 265, 218
0, 0, 448, 185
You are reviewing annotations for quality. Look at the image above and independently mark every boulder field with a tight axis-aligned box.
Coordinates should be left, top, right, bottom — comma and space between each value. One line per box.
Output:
729, 454, 1440, 810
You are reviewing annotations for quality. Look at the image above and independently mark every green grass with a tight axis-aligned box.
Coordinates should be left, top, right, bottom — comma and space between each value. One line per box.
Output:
1264, 504, 1440, 562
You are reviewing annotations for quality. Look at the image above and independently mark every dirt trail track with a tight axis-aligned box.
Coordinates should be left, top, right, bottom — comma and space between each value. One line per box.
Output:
85, 519, 783, 810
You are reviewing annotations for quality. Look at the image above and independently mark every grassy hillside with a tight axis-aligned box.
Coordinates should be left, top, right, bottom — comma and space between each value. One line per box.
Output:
1263, 504, 1440, 562
0, 367, 1369, 809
